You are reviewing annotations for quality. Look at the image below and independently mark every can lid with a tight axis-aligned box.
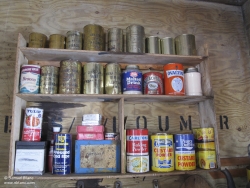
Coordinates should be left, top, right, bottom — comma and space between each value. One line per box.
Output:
126, 65, 139, 69
184, 67, 198, 73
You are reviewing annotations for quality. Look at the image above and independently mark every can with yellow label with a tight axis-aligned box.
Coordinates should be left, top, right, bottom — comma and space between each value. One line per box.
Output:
192, 128, 214, 142
196, 150, 216, 169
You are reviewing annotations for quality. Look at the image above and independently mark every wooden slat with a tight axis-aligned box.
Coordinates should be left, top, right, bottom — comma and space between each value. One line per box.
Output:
209, 168, 246, 179
221, 157, 250, 166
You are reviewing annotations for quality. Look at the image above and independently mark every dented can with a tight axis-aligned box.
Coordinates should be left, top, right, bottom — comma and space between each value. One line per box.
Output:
127, 155, 149, 173
105, 63, 121, 94
143, 72, 163, 95
126, 129, 148, 155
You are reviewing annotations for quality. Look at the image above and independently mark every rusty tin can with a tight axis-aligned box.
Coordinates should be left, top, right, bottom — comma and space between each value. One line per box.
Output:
127, 155, 149, 173
40, 66, 59, 94
108, 28, 123, 52
126, 24, 145, 53
66, 30, 83, 50
105, 63, 121, 94
143, 72, 163, 95
175, 34, 196, 55
161, 37, 175, 55
29, 32, 47, 48
146, 36, 161, 54
49, 34, 65, 49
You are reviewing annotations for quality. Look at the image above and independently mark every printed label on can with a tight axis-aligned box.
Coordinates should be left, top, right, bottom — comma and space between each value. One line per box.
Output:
196, 150, 216, 169
126, 129, 148, 155
143, 72, 163, 95
105, 133, 119, 140
127, 155, 149, 173
122, 71, 142, 93
193, 128, 214, 142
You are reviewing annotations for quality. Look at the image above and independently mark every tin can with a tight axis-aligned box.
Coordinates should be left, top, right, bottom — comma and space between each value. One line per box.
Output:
151, 133, 174, 172
105, 63, 121, 94
83, 62, 104, 94
122, 65, 142, 94
29, 32, 47, 48
161, 37, 175, 55
192, 128, 214, 142
146, 36, 160, 54
53, 133, 72, 175
49, 34, 65, 49
184, 67, 202, 96
143, 72, 163, 95
196, 150, 216, 169
163, 63, 185, 95
175, 34, 196, 56
40, 66, 59, 94
66, 30, 83, 50
19, 65, 41, 94
127, 155, 149, 173
21, 107, 44, 142
59, 60, 82, 94
126, 24, 145, 53
105, 133, 120, 140
126, 129, 148, 155
174, 134, 196, 170
83, 24, 105, 51
108, 28, 123, 52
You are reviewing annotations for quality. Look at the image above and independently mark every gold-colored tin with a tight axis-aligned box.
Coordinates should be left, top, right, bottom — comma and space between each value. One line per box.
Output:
146, 36, 161, 54
175, 34, 196, 55
59, 60, 82, 94
40, 66, 59, 94
196, 150, 216, 169
192, 128, 214, 142
105, 63, 121, 94
49, 34, 65, 49
107, 28, 123, 52
29, 32, 47, 48
126, 24, 145, 53
161, 37, 175, 55
83, 24, 105, 51
66, 31, 83, 50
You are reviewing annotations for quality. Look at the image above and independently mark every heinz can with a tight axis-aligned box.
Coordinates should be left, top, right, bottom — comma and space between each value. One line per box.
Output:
126, 129, 148, 155
127, 155, 149, 173
126, 24, 145, 53
151, 133, 174, 172
108, 28, 123, 52
49, 34, 65, 49
29, 32, 47, 48
164, 63, 185, 95
53, 133, 72, 175
105, 63, 121, 94
143, 72, 163, 95
174, 134, 196, 170
66, 30, 83, 50
19, 65, 41, 94
21, 107, 44, 142
40, 66, 59, 94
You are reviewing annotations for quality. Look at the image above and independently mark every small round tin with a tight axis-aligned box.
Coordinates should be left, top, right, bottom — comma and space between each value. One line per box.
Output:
146, 36, 160, 54
66, 30, 83, 50
29, 32, 47, 48
127, 155, 149, 173
126, 24, 145, 53
49, 34, 65, 49
161, 37, 175, 55
40, 66, 59, 94
175, 34, 196, 56
108, 28, 123, 52
143, 72, 163, 95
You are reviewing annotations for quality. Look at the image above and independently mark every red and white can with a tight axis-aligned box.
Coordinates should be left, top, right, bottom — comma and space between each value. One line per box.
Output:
21, 107, 44, 141
126, 129, 148, 155
143, 72, 163, 95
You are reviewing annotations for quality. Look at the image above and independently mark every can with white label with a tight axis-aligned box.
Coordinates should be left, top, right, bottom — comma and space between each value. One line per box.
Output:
127, 155, 149, 173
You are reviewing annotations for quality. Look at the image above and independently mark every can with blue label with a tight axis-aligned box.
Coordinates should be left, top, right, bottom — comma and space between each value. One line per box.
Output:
52, 133, 72, 175
122, 65, 142, 94
174, 134, 196, 170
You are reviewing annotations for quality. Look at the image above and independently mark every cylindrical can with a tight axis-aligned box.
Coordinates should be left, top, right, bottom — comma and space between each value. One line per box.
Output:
174, 134, 196, 170
29, 32, 47, 48
83, 62, 104, 94
40, 66, 59, 94
151, 133, 174, 172
192, 128, 214, 143
66, 30, 82, 50
122, 65, 142, 94
126, 24, 145, 53
108, 28, 123, 52
143, 72, 163, 95
175, 34, 196, 56
184, 67, 202, 96
126, 129, 148, 155
127, 155, 149, 173
161, 37, 175, 55
83, 24, 105, 51
52, 133, 72, 175
105, 63, 121, 94
105, 133, 120, 140
163, 63, 185, 95
59, 60, 82, 94
196, 150, 216, 169
49, 34, 65, 49
21, 107, 44, 142
19, 65, 41, 94
146, 36, 160, 54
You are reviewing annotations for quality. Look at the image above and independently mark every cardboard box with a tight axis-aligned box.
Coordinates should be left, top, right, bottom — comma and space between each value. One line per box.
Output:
77, 125, 104, 133
77, 133, 104, 140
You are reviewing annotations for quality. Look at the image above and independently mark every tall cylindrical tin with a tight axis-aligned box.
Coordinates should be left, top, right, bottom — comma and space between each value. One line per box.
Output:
174, 134, 196, 170
127, 155, 149, 173
105, 63, 121, 94
175, 34, 196, 55
151, 133, 174, 172
29, 32, 47, 48
161, 37, 175, 55
59, 60, 82, 94
184, 67, 202, 96
40, 66, 59, 94
83, 62, 104, 94
52, 133, 72, 175
66, 31, 83, 50
83, 24, 105, 51
108, 28, 123, 52
163, 63, 185, 95
49, 34, 65, 49
146, 36, 160, 54
143, 72, 163, 95
126, 24, 145, 53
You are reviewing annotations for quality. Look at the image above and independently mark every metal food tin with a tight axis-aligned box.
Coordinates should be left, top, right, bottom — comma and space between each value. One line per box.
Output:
40, 66, 59, 94
163, 63, 185, 95
49, 34, 65, 49
143, 72, 163, 95
105, 133, 120, 140
192, 128, 214, 142
126, 24, 145, 53
83, 24, 105, 51
19, 65, 41, 94
53, 133, 72, 175
108, 28, 123, 52
21, 107, 44, 142
29, 32, 47, 48
66, 30, 83, 50
174, 134, 196, 170
161, 37, 175, 55
146, 36, 160, 54
105, 63, 121, 94
175, 34, 196, 55
126, 129, 148, 155
127, 155, 149, 173
196, 150, 216, 169
59, 60, 82, 94
151, 133, 174, 172
184, 67, 202, 96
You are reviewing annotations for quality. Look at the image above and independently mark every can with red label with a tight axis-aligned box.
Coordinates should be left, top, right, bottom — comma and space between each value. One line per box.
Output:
21, 107, 44, 142
143, 72, 163, 95
126, 129, 148, 155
